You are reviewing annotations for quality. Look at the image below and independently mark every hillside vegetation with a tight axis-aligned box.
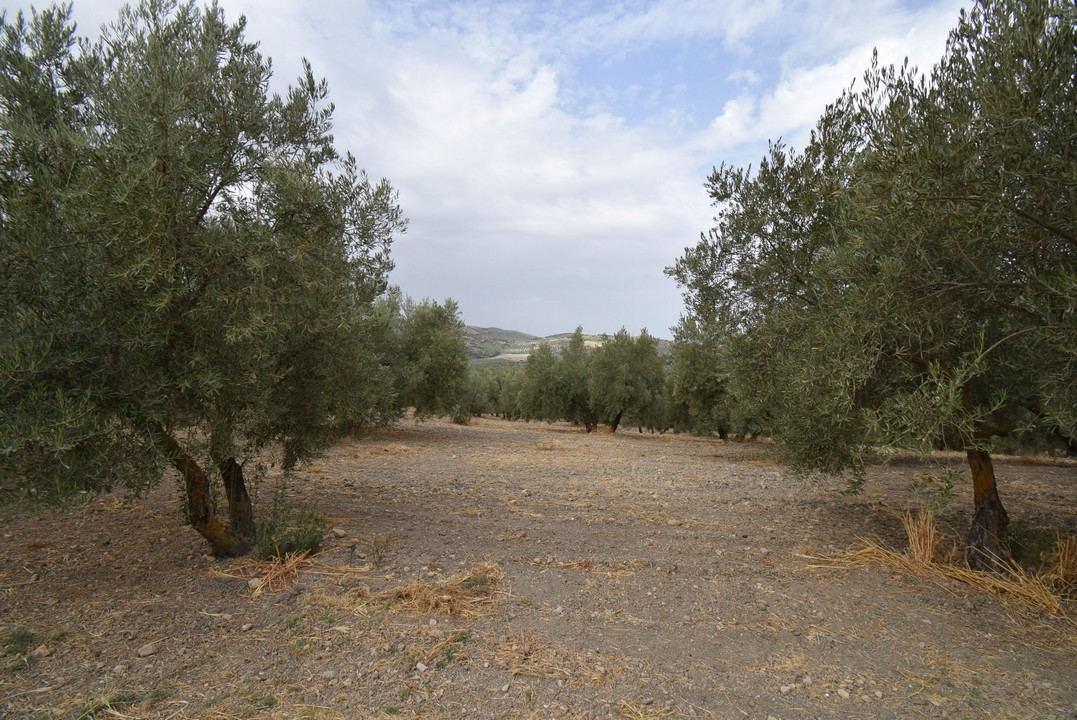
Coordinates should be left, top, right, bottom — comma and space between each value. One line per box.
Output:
465, 326, 670, 362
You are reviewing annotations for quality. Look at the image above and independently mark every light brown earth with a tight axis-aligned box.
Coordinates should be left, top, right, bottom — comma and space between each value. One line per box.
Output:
1, 417, 1075, 720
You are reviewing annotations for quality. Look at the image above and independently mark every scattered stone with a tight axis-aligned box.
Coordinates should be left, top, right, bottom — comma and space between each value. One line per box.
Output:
874, 691, 883, 699
247, 578, 263, 590
331, 528, 347, 538
241, 624, 253, 632
595, 665, 607, 677
837, 688, 850, 700
768, 716, 780, 720
666, 519, 683, 527
415, 661, 428, 672
321, 669, 337, 680
30, 644, 51, 658
780, 684, 793, 695
136, 642, 158, 658
112, 664, 127, 674
501, 683, 510, 693
641, 697, 655, 706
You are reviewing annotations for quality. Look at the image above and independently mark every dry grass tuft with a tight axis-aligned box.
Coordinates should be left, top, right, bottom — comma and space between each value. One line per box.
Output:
903, 503, 943, 564
496, 633, 573, 681
811, 507, 1075, 624
222, 551, 378, 597
1045, 535, 1077, 593
491, 632, 612, 685
375, 562, 505, 618
227, 550, 313, 596
944, 562, 1070, 619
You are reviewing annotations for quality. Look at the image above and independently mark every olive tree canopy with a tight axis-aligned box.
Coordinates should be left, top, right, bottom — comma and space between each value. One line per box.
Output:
669, 0, 1075, 569
0, 1, 407, 555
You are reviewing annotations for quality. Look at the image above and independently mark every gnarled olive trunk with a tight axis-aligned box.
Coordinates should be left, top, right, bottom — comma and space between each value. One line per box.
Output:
964, 446, 1009, 572
219, 457, 254, 542
159, 432, 251, 557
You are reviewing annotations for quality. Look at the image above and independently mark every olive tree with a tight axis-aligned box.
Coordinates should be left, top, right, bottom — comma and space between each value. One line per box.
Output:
670, 0, 1075, 569
668, 316, 736, 438
589, 328, 665, 433
559, 327, 597, 431
396, 297, 470, 420
518, 342, 566, 422
838, 0, 1076, 567
0, 1, 407, 555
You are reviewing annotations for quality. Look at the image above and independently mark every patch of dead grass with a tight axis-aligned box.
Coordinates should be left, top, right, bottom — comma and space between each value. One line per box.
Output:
492, 632, 615, 686
225, 550, 313, 596
220, 551, 378, 597
903, 503, 943, 564
555, 559, 645, 577
1045, 535, 1077, 593
373, 562, 506, 618
807, 507, 1076, 625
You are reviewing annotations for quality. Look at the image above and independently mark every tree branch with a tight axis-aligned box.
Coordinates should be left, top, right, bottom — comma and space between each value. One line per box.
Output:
1008, 205, 1077, 248
925, 194, 1076, 248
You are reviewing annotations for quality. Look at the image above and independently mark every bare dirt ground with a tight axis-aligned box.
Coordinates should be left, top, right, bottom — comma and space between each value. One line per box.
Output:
1, 417, 1075, 720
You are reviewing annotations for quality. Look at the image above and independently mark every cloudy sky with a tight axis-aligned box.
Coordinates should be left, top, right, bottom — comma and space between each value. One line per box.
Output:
17, 0, 967, 337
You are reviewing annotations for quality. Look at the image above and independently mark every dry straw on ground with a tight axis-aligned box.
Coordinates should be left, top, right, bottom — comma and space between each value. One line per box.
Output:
810, 505, 1076, 624
373, 562, 506, 618
902, 503, 944, 564
221, 551, 377, 596
1046, 534, 1077, 593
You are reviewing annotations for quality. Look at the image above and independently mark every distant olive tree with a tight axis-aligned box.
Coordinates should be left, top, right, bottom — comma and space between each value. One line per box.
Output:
519, 343, 566, 422
396, 297, 470, 421
589, 329, 665, 433
0, 2, 406, 555
668, 317, 736, 438
559, 328, 598, 431
491, 366, 525, 420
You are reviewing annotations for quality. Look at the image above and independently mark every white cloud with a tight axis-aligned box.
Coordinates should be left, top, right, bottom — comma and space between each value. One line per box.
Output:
695, 0, 965, 162
9, 0, 970, 336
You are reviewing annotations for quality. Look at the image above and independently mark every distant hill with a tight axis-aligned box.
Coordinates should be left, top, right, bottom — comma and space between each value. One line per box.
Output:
465, 326, 670, 362
463, 326, 540, 360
